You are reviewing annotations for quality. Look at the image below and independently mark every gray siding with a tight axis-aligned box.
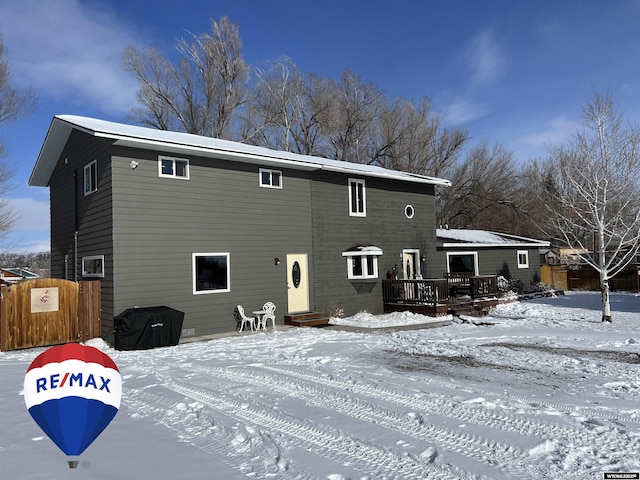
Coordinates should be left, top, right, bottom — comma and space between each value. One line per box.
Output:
110, 146, 313, 337
48, 130, 115, 338
438, 247, 542, 285
310, 171, 441, 317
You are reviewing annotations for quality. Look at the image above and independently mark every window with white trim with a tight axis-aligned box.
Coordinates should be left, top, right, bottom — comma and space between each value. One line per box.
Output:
342, 246, 382, 280
82, 255, 104, 278
517, 250, 529, 269
446, 252, 478, 275
159, 156, 189, 179
348, 178, 366, 216
193, 253, 230, 294
260, 168, 282, 188
84, 160, 97, 195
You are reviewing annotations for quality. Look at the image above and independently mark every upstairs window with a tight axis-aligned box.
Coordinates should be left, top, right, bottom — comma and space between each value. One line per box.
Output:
349, 178, 366, 217
84, 160, 97, 195
517, 250, 529, 269
260, 168, 282, 188
159, 156, 189, 179
342, 246, 382, 280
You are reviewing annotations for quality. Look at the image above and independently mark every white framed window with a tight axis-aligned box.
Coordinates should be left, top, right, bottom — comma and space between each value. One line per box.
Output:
84, 160, 97, 195
517, 250, 529, 269
342, 246, 382, 280
193, 253, 230, 294
446, 251, 479, 275
159, 156, 189, 179
260, 168, 282, 188
348, 178, 366, 217
82, 255, 104, 278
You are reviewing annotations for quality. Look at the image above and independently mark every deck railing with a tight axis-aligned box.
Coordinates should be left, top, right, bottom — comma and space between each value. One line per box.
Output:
382, 279, 449, 306
383, 275, 498, 306
470, 275, 498, 298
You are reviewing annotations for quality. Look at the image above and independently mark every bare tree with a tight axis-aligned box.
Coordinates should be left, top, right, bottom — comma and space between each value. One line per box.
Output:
324, 71, 384, 164
376, 97, 468, 177
437, 142, 522, 231
538, 92, 640, 322
0, 34, 37, 239
123, 17, 249, 139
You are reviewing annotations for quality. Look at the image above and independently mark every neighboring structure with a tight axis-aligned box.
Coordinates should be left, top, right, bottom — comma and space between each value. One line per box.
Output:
30, 115, 452, 342
0, 267, 40, 284
436, 229, 550, 285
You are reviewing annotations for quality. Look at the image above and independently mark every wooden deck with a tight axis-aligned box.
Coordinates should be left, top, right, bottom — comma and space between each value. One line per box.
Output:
382, 275, 499, 317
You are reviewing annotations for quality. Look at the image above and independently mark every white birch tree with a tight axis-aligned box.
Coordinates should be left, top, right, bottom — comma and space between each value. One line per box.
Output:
539, 92, 640, 322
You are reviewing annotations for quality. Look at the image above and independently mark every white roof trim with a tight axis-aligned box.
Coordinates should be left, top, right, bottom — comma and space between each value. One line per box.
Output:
437, 229, 550, 248
30, 115, 452, 188
342, 246, 384, 256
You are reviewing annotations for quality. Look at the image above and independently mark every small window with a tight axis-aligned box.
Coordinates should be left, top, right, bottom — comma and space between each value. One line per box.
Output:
349, 178, 366, 217
342, 246, 382, 280
517, 250, 529, 269
193, 253, 230, 294
82, 255, 104, 278
260, 168, 282, 188
405, 205, 415, 219
84, 160, 97, 195
159, 156, 189, 179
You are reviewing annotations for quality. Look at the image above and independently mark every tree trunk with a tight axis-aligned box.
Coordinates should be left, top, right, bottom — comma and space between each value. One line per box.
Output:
601, 278, 612, 323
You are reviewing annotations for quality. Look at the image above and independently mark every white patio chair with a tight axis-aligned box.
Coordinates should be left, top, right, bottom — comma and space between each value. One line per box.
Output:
260, 301, 277, 331
234, 305, 255, 333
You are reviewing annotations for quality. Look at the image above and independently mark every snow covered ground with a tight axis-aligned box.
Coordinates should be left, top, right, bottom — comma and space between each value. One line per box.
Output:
1, 291, 639, 479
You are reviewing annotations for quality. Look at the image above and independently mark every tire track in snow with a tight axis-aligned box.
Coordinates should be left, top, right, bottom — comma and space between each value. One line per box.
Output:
122, 387, 312, 479
261, 364, 640, 460
188, 364, 533, 478
165, 379, 482, 480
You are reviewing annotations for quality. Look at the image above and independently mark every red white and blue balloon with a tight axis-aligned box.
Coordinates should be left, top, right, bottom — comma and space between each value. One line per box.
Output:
24, 343, 122, 457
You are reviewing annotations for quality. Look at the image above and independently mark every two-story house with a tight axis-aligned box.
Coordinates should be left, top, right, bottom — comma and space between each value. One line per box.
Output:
30, 115, 451, 342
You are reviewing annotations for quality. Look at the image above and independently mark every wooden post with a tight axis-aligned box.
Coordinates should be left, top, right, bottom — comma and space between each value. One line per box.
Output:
0, 285, 7, 352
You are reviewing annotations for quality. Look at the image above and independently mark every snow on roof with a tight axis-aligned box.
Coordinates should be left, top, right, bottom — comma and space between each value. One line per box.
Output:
436, 229, 550, 248
30, 115, 452, 188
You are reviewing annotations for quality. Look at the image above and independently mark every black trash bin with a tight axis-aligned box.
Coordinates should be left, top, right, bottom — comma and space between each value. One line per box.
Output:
114, 306, 185, 351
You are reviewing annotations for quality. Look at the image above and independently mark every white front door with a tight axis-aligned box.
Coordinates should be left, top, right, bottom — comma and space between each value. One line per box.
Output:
402, 249, 421, 279
287, 254, 309, 313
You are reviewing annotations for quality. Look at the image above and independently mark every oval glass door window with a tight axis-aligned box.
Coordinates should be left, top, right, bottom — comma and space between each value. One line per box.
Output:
292, 261, 301, 288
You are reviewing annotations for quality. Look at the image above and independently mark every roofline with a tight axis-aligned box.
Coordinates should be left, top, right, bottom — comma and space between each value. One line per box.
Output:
30, 115, 452, 188
436, 229, 551, 248
439, 242, 551, 248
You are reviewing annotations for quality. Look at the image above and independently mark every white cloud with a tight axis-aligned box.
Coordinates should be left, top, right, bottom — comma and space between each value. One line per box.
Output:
7, 197, 49, 231
0, 0, 141, 115
464, 28, 505, 88
519, 116, 580, 149
441, 28, 506, 126
443, 95, 487, 125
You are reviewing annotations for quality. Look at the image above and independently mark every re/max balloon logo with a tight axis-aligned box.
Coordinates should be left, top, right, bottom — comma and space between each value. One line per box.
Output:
24, 343, 122, 463
35, 372, 114, 393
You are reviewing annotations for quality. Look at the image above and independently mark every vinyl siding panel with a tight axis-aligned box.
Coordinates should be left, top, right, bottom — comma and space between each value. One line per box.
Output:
438, 247, 542, 285
310, 171, 441, 317
110, 146, 313, 337
48, 130, 115, 339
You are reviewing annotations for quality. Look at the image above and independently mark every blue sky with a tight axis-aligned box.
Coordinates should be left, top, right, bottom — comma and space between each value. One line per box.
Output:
0, 0, 639, 252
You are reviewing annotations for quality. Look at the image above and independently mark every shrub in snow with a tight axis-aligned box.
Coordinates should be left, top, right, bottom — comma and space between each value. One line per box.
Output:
523, 282, 553, 294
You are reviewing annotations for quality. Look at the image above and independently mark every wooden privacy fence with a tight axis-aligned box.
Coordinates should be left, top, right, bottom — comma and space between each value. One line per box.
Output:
541, 265, 639, 292
0, 279, 101, 351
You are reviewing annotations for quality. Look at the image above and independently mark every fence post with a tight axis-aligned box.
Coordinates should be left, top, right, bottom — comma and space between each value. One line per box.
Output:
0, 285, 6, 352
